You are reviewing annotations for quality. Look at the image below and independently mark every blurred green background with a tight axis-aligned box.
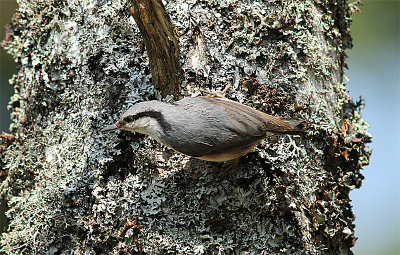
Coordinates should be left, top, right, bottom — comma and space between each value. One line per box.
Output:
347, 1, 400, 255
0, 0, 17, 131
0, 0, 399, 254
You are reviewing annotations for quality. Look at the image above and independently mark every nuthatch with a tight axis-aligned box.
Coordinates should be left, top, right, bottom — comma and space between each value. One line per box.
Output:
101, 95, 306, 162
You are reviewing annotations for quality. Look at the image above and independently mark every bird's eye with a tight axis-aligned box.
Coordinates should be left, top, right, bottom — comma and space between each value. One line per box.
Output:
123, 116, 134, 123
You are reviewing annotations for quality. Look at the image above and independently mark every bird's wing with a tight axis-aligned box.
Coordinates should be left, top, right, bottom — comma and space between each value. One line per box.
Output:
164, 96, 299, 158
205, 96, 297, 135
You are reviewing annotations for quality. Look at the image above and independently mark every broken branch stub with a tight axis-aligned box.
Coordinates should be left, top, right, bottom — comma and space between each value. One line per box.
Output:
128, 0, 183, 98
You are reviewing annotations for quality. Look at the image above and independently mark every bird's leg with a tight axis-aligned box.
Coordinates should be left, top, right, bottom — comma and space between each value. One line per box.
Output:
218, 157, 240, 176
200, 84, 231, 98
220, 84, 231, 95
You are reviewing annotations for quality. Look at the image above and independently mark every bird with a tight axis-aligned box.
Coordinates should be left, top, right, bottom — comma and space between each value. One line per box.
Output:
101, 95, 306, 162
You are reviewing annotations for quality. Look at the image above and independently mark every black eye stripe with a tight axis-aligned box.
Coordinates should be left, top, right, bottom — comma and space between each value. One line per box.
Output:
123, 116, 134, 123
121, 111, 172, 131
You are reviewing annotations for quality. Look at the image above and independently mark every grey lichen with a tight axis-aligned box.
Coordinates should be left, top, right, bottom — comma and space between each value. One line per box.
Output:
0, 0, 370, 254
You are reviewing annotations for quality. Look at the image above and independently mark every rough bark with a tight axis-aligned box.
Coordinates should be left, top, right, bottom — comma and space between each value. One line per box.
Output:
0, 0, 371, 254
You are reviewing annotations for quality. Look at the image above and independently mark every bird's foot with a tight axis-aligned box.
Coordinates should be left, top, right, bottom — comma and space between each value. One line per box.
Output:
200, 84, 231, 98
217, 158, 239, 176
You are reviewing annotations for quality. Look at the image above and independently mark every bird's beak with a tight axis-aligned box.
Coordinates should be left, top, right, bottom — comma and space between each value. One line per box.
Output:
100, 123, 120, 133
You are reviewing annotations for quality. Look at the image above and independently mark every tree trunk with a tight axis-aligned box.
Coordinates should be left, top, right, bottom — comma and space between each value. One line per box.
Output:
0, 0, 371, 254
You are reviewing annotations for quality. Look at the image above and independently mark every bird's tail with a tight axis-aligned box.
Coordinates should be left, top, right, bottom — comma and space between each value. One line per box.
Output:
278, 117, 308, 135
